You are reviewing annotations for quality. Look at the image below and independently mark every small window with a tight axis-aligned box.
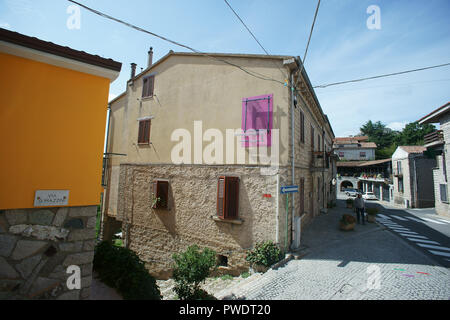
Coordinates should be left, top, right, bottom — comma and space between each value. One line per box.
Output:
300, 111, 305, 143
217, 255, 228, 267
217, 176, 240, 220
440, 184, 448, 203
152, 180, 169, 209
360, 152, 366, 158
142, 75, 155, 98
138, 119, 151, 144
398, 177, 404, 193
339, 152, 345, 158
311, 125, 315, 150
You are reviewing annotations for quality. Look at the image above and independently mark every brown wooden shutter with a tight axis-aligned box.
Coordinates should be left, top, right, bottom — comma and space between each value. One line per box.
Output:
157, 180, 169, 209
142, 78, 148, 97
152, 180, 159, 209
138, 120, 151, 144
138, 121, 145, 144
225, 177, 239, 219
148, 76, 155, 97
300, 111, 305, 143
145, 119, 151, 143
311, 125, 315, 150
217, 177, 226, 219
299, 177, 305, 215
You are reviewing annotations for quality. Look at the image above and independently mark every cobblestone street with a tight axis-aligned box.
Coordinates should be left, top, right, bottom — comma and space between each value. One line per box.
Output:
222, 201, 450, 300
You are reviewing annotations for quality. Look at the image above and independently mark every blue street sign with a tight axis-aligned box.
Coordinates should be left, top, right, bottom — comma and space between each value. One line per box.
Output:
280, 185, 299, 194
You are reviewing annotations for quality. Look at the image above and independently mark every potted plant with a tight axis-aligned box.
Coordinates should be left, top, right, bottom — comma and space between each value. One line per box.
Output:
339, 214, 356, 231
366, 207, 379, 223
245, 241, 284, 273
346, 198, 354, 208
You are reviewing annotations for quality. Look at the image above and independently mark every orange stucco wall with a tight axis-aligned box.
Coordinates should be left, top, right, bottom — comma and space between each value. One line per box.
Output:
0, 52, 110, 209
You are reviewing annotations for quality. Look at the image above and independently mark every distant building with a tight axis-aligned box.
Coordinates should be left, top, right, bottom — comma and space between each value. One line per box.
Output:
337, 159, 393, 202
418, 102, 450, 217
391, 146, 436, 208
333, 136, 377, 161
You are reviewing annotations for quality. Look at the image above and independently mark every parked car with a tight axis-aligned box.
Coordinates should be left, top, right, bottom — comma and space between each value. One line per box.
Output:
345, 189, 361, 197
362, 192, 378, 200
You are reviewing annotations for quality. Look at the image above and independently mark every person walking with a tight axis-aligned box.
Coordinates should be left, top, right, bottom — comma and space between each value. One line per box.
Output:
354, 193, 365, 225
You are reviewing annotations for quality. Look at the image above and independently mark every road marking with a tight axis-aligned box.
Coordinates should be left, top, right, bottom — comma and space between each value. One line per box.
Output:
377, 214, 390, 219
391, 228, 413, 233
399, 233, 427, 238
406, 238, 440, 245
391, 215, 408, 221
436, 218, 450, 224
421, 217, 446, 225
428, 250, 450, 258
405, 216, 424, 223
416, 244, 450, 251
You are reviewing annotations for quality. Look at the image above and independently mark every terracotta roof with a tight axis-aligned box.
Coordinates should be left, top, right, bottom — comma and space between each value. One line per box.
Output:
334, 136, 368, 143
399, 146, 426, 154
360, 142, 377, 148
0, 28, 121, 72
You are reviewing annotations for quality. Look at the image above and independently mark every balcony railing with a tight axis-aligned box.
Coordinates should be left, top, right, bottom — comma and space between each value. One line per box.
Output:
424, 130, 444, 146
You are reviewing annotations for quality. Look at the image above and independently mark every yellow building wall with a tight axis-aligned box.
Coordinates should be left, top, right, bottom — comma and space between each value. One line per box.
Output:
0, 52, 110, 209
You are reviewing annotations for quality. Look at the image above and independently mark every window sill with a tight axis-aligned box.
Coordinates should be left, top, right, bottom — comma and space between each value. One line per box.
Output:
141, 95, 154, 101
211, 216, 243, 225
137, 142, 152, 146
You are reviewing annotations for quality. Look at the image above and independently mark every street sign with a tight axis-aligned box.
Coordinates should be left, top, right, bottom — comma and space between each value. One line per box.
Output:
280, 185, 299, 194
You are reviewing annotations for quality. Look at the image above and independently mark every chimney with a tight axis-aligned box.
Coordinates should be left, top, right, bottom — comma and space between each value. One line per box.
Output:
130, 63, 137, 79
148, 47, 153, 68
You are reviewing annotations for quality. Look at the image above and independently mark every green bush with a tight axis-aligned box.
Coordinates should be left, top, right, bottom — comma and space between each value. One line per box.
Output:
93, 241, 161, 300
172, 245, 217, 300
245, 241, 284, 268
366, 207, 379, 215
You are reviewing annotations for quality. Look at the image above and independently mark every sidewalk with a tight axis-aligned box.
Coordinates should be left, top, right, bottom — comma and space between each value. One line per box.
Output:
218, 200, 450, 300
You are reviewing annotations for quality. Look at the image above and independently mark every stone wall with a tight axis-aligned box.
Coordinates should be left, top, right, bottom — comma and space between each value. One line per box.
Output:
0, 206, 97, 300
116, 163, 279, 279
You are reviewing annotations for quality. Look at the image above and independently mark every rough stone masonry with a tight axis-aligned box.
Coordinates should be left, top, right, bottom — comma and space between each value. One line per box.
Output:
0, 206, 97, 300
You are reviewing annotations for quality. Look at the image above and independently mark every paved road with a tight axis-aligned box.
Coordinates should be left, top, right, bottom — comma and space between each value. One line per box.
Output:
224, 200, 450, 300
371, 202, 450, 268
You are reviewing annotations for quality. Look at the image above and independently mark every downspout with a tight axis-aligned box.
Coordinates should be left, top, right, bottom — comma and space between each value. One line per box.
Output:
100, 104, 111, 241
290, 71, 296, 250
322, 128, 326, 212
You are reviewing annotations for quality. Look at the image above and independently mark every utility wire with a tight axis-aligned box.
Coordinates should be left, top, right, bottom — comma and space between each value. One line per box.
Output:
298, 0, 321, 77
314, 62, 450, 89
68, 0, 286, 86
222, 0, 289, 80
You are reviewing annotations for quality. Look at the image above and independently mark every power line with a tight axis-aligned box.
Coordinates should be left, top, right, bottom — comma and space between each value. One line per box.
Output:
68, 0, 286, 86
222, 0, 289, 80
314, 62, 450, 89
299, 0, 321, 76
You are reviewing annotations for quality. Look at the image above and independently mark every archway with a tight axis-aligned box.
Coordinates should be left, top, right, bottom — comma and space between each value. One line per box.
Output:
340, 180, 353, 191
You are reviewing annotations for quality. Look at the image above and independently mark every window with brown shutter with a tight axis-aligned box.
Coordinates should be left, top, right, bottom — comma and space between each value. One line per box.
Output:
142, 75, 155, 98
299, 177, 305, 216
152, 180, 169, 209
138, 119, 151, 144
217, 176, 240, 220
300, 111, 305, 143
311, 125, 315, 150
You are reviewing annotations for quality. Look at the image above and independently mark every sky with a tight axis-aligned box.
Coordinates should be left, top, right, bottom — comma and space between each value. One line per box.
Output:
1, 0, 449, 137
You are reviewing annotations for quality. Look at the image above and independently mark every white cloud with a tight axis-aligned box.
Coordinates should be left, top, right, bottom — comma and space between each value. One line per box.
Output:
387, 121, 407, 131
0, 22, 11, 29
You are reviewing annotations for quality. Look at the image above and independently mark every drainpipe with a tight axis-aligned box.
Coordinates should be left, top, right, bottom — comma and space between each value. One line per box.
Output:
100, 104, 111, 241
290, 71, 296, 250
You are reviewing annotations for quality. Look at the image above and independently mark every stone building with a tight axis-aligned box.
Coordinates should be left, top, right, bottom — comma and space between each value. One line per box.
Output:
333, 136, 376, 161
101, 49, 336, 279
418, 102, 450, 217
0, 28, 121, 299
391, 146, 436, 208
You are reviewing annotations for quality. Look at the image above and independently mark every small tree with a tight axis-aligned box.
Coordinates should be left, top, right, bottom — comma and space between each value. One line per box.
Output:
172, 245, 217, 300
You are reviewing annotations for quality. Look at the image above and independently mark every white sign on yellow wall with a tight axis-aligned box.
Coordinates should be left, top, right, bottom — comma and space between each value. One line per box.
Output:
34, 190, 69, 207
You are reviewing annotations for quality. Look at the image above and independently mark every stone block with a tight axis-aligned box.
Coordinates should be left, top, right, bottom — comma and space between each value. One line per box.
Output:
83, 240, 96, 251
0, 257, 19, 279
59, 241, 83, 252
11, 240, 47, 260
28, 277, 60, 298
81, 275, 92, 289
63, 251, 94, 267
69, 206, 97, 218
53, 208, 68, 227
86, 216, 97, 229
16, 255, 42, 278
64, 218, 84, 229
29, 210, 54, 226
47, 265, 67, 280
67, 228, 96, 241
0, 234, 17, 257
9, 225, 69, 241
5, 210, 28, 226
81, 263, 93, 277
57, 289, 80, 300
